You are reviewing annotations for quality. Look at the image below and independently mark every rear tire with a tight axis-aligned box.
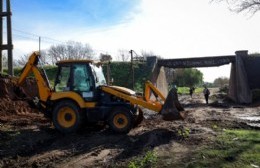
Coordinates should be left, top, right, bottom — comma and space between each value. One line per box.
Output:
52, 100, 83, 133
108, 107, 133, 134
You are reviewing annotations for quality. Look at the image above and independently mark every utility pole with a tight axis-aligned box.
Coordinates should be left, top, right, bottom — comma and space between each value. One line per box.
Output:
39, 36, 41, 54
6, 0, 13, 75
129, 49, 134, 90
0, 0, 3, 73
0, 0, 13, 75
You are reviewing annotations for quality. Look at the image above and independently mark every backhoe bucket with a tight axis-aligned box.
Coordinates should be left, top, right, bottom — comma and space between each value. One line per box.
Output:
161, 88, 185, 121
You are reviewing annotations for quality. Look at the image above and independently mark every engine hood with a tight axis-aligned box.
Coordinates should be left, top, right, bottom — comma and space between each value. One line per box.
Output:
106, 85, 136, 95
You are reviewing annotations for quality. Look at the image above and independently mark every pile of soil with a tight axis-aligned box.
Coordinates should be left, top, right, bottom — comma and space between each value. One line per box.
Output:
0, 75, 39, 118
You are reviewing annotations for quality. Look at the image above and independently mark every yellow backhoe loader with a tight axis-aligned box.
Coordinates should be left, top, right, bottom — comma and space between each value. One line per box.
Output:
16, 51, 184, 133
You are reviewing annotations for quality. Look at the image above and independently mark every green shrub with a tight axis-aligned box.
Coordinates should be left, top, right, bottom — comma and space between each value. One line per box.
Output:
128, 150, 158, 168
177, 126, 190, 139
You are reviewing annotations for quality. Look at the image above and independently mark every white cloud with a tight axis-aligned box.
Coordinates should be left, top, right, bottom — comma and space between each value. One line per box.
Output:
12, 0, 260, 82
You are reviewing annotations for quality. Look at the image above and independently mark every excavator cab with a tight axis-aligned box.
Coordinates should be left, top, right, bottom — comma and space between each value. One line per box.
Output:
54, 60, 106, 101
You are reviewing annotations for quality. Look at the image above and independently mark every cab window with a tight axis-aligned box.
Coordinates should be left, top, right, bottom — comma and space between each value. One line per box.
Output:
73, 64, 93, 92
55, 66, 71, 92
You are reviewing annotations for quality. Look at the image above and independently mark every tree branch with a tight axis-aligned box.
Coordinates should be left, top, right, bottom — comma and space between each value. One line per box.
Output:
211, 0, 260, 15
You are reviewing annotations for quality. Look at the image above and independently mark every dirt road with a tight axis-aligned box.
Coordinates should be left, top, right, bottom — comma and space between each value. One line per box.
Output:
0, 85, 259, 167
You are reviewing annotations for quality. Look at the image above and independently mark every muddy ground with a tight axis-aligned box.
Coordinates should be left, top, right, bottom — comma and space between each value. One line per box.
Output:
0, 77, 259, 168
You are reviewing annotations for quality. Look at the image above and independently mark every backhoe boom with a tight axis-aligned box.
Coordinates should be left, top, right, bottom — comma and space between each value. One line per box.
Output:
17, 51, 52, 102
102, 80, 184, 120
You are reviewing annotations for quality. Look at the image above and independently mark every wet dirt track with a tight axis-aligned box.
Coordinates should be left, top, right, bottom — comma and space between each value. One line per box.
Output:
0, 77, 259, 168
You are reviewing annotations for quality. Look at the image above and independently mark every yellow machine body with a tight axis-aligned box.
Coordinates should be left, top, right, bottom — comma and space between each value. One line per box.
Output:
16, 51, 184, 133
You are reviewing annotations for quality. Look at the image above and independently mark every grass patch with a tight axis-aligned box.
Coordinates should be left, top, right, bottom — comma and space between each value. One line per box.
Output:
128, 150, 158, 168
177, 87, 203, 94
187, 129, 260, 168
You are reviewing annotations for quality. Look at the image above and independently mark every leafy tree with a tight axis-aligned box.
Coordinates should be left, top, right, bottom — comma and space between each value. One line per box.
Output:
250, 52, 260, 56
213, 77, 229, 87
164, 67, 175, 84
211, 0, 260, 15
48, 41, 94, 64
172, 68, 203, 87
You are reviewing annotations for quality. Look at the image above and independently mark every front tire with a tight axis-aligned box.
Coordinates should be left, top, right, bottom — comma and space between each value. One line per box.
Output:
52, 100, 83, 133
108, 107, 133, 134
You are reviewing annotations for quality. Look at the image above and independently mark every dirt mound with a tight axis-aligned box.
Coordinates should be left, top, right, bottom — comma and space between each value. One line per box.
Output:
0, 76, 18, 99
0, 75, 39, 117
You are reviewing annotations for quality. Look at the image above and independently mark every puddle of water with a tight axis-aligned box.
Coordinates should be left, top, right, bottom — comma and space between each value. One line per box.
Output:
239, 116, 260, 122
247, 123, 260, 128
237, 115, 260, 128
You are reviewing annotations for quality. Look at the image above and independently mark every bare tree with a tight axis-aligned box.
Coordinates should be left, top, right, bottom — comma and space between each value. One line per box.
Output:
15, 50, 49, 67
39, 50, 49, 64
16, 54, 29, 67
48, 41, 94, 64
141, 50, 155, 57
140, 50, 161, 60
1, 53, 21, 68
117, 49, 130, 62
211, 0, 260, 15
140, 50, 163, 61
1, 53, 7, 68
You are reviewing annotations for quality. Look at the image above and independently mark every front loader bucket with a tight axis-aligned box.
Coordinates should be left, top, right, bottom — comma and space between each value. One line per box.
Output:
161, 88, 185, 121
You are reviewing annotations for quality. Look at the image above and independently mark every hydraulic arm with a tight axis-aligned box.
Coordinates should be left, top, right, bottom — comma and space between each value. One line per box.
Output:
102, 81, 184, 120
17, 51, 52, 102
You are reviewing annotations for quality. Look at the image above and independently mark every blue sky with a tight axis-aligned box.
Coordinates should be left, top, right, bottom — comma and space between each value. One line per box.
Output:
12, 0, 139, 33
4, 0, 260, 82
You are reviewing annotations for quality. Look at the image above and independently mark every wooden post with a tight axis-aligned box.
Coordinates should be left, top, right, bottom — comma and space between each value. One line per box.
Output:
130, 50, 134, 89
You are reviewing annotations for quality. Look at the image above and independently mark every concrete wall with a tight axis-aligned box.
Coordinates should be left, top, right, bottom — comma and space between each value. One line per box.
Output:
229, 51, 260, 103
243, 54, 260, 89
146, 56, 168, 97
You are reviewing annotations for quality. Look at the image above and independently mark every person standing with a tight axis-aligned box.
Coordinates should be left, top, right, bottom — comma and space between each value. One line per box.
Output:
203, 86, 210, 104
189, 86, 195, 98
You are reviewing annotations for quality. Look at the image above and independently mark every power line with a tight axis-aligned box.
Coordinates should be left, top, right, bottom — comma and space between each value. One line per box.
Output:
11, 28, 129, 59
10, 32, 61, 45
13, 28, 39, 38
13, 28, 65, 44
12, 33, 38, 41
